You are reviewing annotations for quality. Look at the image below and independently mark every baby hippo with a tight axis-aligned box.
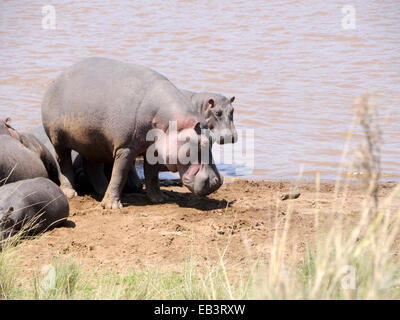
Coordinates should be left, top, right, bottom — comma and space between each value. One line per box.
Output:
0, 177, 69, 242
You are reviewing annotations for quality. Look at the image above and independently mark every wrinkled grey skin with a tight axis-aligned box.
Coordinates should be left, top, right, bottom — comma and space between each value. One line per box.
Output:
0, 135, 48, 184
0, 119, 60, 185
0, 177, 69, 243
41, 57, 223, 209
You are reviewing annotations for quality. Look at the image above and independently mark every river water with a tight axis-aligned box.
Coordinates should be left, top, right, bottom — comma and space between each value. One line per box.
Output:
0, 0, 399, 180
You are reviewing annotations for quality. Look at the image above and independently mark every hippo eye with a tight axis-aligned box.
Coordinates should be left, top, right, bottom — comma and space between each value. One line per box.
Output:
215, 110, 222, 117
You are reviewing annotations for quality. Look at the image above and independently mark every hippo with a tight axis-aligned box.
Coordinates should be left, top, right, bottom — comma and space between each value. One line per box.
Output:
180, 89, 237, 145
0, 177, 69, 243
0, 118, 60, 185
72, 89, 237, 199
41, 57, 223, 209
0, 135, 48, 184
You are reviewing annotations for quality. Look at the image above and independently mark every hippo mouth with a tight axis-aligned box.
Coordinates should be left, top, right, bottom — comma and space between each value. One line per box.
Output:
181, 163, 223, 196
181, 164, 201, 188
213, 128, 238, 145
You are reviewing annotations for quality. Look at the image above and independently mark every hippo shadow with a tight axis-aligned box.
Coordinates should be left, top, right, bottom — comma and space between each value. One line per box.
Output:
34, 219, 76, 234
164, 190, 232, 211
0, 219, 76, 250
62, 220, 76, 229
121, 189, 231, 211
78, 184, 229, 211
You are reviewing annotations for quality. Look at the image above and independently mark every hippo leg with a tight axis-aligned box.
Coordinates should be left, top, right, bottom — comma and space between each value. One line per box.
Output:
54, 145, 77, 199
104, 162, 143, 194
82, 159, 108, 196
144, 158, 169, 204
101, 148, 133, 209
72, 154, 93, 192
123, 165, 143, 193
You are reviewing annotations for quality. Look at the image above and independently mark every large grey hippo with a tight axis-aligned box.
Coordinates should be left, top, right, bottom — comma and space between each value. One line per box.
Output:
0, 118, 59, 185
0, 177, 69, 243
74, 88, 237, 199
41, 57, 223, 209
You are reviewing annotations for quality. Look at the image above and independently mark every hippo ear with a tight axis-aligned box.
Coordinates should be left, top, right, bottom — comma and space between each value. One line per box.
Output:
230, 96, 235, 104
7, 207, 14, 214
193, 122, 201, 134
5, 117, 11, 125
207, 98, 215, 109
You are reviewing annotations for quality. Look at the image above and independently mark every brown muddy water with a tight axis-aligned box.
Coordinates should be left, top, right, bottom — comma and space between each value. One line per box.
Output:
0, 0, 399, 180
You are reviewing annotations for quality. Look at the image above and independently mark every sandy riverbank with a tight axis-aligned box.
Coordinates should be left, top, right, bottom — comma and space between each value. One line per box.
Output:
7, 178, 398, 279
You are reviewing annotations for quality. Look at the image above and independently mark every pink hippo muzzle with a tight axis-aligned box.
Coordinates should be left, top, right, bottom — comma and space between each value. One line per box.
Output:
180, 162, 223, 196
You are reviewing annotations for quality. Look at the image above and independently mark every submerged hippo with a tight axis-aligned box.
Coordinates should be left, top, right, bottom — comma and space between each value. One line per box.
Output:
0, 118, 59, 185
0, 177, 69, 242
41, 57, 223, 209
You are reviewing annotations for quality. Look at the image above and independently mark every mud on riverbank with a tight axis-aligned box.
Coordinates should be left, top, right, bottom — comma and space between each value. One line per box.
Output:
10, 178, 399, 277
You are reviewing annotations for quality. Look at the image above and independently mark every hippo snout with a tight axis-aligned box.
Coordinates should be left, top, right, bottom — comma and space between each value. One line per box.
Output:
218, 132, 238, 144
193, 167, 223, 196
182, 164, 223, 196
215, 128, 238, 145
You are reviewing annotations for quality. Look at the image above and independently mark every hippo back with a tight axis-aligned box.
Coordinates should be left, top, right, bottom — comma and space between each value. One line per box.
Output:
0, 135, 48, 184
41, 57, 202, 162
0, 177, 69, 239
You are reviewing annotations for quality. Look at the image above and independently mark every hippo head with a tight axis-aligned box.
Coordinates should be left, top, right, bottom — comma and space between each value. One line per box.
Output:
201, 94, 238, 144
179, 158, 223, 196
148, 120, 223, 196
0, 118, 21, 141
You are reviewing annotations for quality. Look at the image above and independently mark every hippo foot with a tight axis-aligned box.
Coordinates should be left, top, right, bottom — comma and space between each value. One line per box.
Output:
101, 195, 123, 210
147, 190, 169, 204
61, 187, 78, 199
